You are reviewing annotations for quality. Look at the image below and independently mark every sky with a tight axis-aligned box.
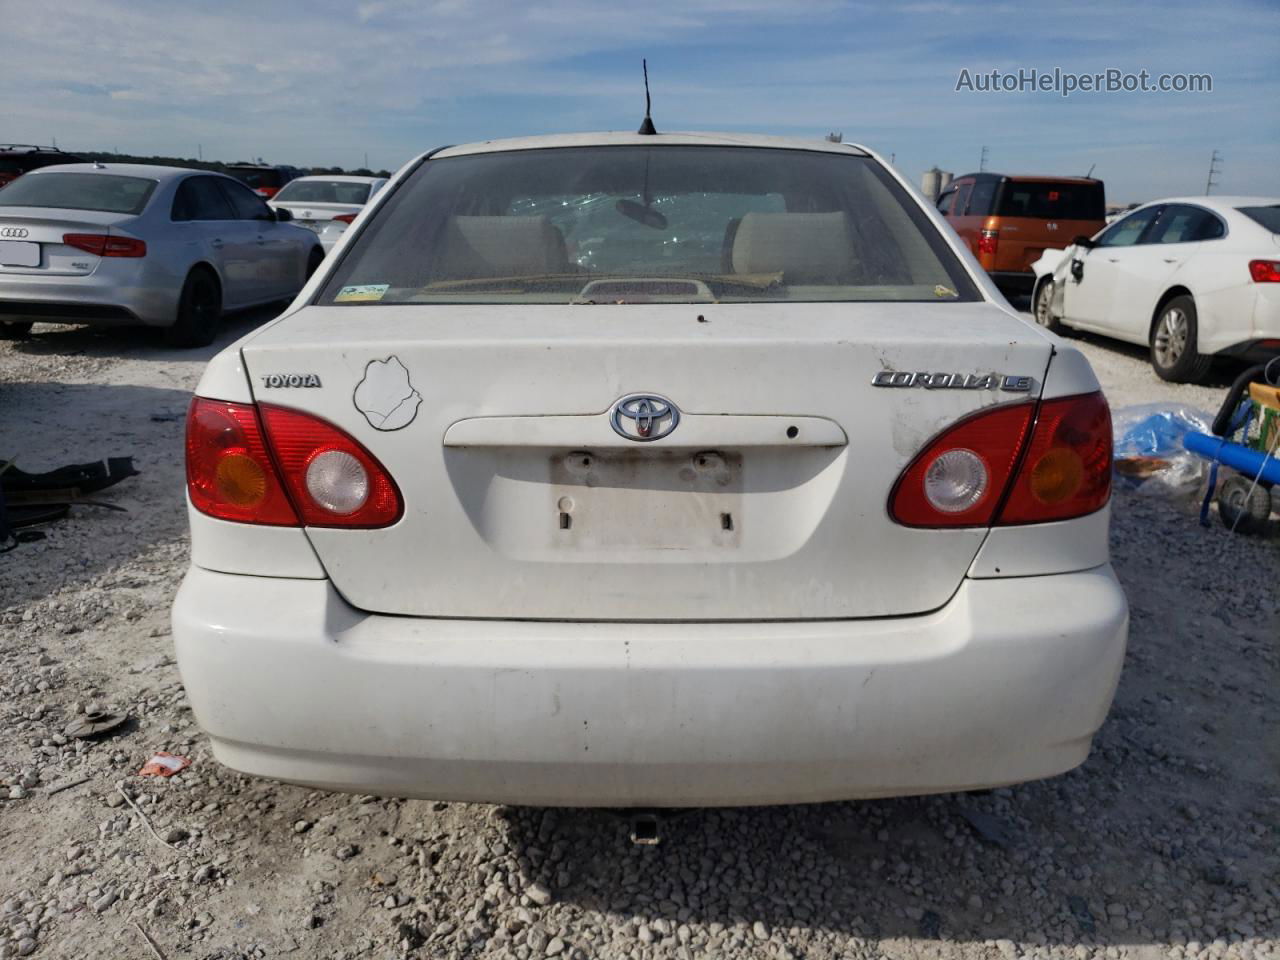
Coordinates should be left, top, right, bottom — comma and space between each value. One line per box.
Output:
3, 0, 1277, 204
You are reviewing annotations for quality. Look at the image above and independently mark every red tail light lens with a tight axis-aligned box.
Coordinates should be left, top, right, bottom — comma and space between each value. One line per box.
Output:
977, 228, 999, 256
258, 405, 402, 528
1249, 260, 1280, 283
332, 213, 357, 224
889, 403, 1035, 527
186, 399, 298, 525
890, 391, 1112, 528
62, 233, 147, 257
997, 392, 1111, 524
186, 399, 402, 528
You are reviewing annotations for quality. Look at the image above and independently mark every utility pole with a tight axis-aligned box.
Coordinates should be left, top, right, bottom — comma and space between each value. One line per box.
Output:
979, 145, 989, 172
1205, 150, 1222, 195
364, 151, 369, 169
198, 143, 203, 161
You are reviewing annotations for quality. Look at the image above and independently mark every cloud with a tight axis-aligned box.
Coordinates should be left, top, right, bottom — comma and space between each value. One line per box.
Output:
1, 0, 1275, 200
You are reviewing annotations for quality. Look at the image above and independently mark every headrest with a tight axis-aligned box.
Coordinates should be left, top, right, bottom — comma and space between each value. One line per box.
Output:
437, 215, 568, 279
730, 212, 851, 283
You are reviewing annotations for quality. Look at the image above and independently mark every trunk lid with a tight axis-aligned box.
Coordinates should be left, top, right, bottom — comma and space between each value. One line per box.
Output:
0, 207, 136, 276
240, 301, 1052, 621
271, 202, 362, 233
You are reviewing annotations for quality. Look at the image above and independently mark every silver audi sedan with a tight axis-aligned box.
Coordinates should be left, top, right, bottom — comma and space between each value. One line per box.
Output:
0, 163, 324, 346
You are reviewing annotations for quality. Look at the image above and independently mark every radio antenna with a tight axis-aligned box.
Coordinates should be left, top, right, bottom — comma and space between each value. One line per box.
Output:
637, 59, 657, 136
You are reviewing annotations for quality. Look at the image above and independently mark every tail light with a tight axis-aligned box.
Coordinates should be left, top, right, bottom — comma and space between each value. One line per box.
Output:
186, 400, 298, 525
186, 398, 402, 528
977, 228, 999, 257
332, 213, 357, 224
258, 405, 401, 527
890, 391, 1111, 528
62, 233, 146, 257
997, 392, 1112, 524
1249, 260, 1280, 283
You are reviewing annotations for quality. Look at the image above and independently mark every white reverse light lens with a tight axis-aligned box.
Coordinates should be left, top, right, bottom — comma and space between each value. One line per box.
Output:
923, 448, 988, 513
305, 450, 369, 514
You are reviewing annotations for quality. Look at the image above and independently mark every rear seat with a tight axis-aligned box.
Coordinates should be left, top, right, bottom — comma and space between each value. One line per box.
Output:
437, 216, 569, 280
730, 212, 851, 282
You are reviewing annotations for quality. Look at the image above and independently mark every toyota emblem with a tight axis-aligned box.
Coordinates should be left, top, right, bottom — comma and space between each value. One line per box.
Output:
610, 394, 680, 442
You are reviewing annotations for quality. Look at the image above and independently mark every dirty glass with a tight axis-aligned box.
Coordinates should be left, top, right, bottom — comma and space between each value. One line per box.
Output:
0, 173, 157, 215
320, 146, 980, 305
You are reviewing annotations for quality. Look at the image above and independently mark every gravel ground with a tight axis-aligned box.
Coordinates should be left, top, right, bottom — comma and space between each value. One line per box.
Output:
1, 313, 1277, 960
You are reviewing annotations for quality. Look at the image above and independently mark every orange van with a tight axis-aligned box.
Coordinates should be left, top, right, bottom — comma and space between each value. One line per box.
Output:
937, 174, 1106, 295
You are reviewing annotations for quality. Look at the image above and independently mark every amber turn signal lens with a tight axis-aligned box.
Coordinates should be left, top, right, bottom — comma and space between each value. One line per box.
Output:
1028, 447, 1084, 505
214, 453, 267, 506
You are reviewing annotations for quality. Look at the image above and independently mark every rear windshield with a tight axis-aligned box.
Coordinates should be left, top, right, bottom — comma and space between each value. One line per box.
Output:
273, 180, 372, 205
228, 168, 283, 189
997, 181, 1104, 220
1238, 205, 1280, 234
0, 172, 156, 214
320, 146, 979, 305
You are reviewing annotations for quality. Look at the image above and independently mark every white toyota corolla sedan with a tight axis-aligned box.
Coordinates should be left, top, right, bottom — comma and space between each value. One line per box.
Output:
1030, 196, 1280, 382
0, 163, 324, 346
172, 132, 1128, 807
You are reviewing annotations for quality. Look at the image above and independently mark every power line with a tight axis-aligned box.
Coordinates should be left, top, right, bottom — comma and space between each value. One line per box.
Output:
1205, 150, 1222, 195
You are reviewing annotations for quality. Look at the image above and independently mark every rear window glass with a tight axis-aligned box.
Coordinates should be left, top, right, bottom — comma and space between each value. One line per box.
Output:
1238, 205, 1280, 234
228, 168, 283, 190
320, 146, 980, 305
997, 181, 1104, 220
0, 172, 156, 214
274, 180, 372, 205
967, 181, 996, 215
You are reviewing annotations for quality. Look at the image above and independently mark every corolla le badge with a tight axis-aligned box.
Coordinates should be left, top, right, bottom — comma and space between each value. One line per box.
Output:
610, 394, 680, 442
872, 370, 1034, 392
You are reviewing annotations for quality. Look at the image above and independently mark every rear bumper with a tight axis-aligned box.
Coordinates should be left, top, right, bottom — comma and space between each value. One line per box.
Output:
0, 270, 177, 327
172, 565, 1128, 807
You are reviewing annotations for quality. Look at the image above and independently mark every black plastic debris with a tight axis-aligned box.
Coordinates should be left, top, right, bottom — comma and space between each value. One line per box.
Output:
957, 806, 1014, 849
0, 456, 137, 550
1, 456, 139, 499
1067, 894, 1096, 933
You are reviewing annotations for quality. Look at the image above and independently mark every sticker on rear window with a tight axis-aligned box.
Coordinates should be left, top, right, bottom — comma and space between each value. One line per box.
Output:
934, 284, 958, 298
335, 283, 389, 303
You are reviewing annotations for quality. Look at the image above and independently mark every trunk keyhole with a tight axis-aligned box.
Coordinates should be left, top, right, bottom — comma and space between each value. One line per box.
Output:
721, 512, 733, 531
559, 512, 572, 530
786, 425, 799, 439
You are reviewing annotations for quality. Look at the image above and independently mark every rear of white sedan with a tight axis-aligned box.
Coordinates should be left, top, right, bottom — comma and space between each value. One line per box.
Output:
172, 133, 1128, 807
267, 174, 387, 238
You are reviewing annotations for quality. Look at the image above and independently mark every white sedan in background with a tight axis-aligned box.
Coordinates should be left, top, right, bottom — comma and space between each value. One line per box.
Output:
266, 175, 387, 254
1031, 196, 1280, 382
0, 163, 324, 346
